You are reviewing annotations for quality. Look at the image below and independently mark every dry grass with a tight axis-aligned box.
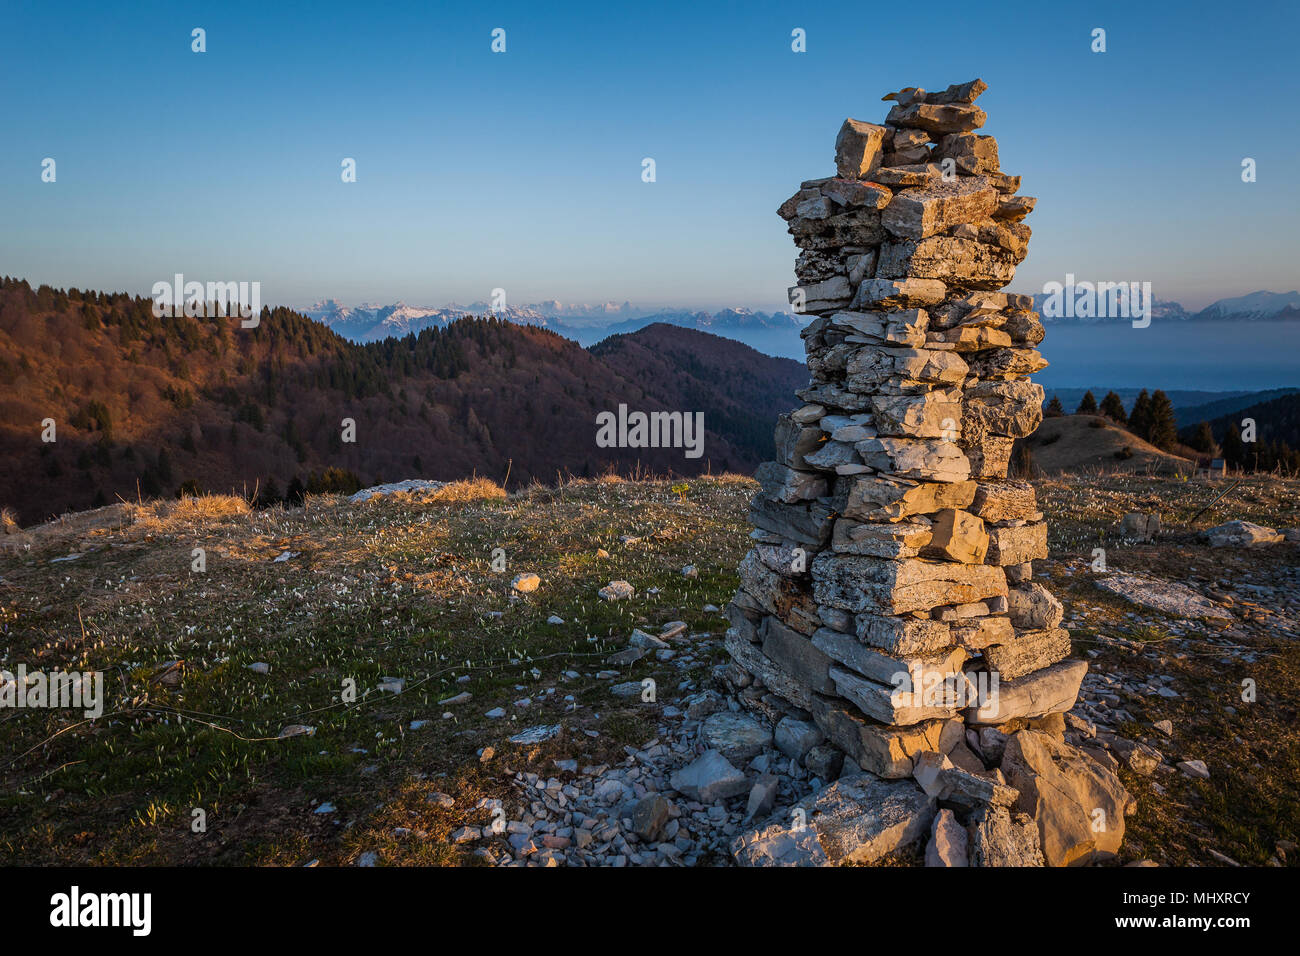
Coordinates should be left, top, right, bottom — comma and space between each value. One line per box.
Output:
128, 493, 251, 528
428, 477, 507, 502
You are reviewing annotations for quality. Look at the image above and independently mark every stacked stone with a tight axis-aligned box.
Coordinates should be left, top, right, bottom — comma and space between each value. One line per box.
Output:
725, 81, 1108, 864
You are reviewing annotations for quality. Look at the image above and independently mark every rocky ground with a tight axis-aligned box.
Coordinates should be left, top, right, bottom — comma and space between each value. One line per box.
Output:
0, 472, 1297, 866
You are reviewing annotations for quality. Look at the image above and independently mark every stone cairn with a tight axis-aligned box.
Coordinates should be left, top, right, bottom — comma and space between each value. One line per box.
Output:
725, 81, 1132, 866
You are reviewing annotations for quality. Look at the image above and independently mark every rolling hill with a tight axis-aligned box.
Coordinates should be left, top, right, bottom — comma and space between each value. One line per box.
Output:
1018, 414, 1193, 474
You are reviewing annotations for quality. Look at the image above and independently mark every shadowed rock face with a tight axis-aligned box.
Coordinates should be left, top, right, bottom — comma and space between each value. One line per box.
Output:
727, 79, 1131, 868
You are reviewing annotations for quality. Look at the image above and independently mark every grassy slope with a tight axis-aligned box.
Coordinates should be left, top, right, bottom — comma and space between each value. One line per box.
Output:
1, 472, 1298, 866
1023, 414, 1193, 474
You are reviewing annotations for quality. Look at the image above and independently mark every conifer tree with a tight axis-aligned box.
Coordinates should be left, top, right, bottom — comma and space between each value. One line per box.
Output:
1129, 389, 1153, 440
1146, 390, 1178, 449
1099, 391, 1127, 424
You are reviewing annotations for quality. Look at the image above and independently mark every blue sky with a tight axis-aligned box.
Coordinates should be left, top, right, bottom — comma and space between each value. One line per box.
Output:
2, 0, 1296, 312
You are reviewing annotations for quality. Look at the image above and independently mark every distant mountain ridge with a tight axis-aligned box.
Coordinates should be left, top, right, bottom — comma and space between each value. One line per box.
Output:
1034, 289, 1300, 324
307, 299, 807, 352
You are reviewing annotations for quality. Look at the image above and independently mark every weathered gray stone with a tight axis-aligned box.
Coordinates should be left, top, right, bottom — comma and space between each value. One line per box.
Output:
886, 101, 987, 135
926, 808, 969, 866
670, 750, 749, 803
813, 553, 1007, 616
1007, 583, 1064, 629
761, 616, 837, 695
775, 716, 825, 762
965, 659, 1088, 725
832, 518, 933, 558
982, 626, 1071, 680
882, 177, 999, 239
851, 277, 948, 310
630, 794, 672, 842
1204, 519, 1284, 548
834, 119, 889, 180
967, 805, 1045, 866
744, 773, 780, 822
1093, 572, 1233, 621
733, 774, 935, 866
700, 711, 774, 765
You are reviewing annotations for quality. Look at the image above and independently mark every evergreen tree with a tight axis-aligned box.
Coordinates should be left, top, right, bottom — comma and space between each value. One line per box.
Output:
1129, 389, 1153, 440
1146, 390, 1178, 449
1076, 391, 1099, 415
1045, 395, 1065, 417
1220, 423, 1245, 468
1099, 391, 1127, 424
1187, 421, 1216, 454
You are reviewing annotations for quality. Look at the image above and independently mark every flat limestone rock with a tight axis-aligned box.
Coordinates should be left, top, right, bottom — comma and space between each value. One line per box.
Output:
886, 101, 987, 135
748, 494, 834, 548
856, 613, 953, 657
882, 177, 999, 239
811, 695, 958, 777
851, 277, 948, 310
1203, 519, 1284, 548
874, 164, 942, 187
830, 665, 962, 725
969, 480, 1038, 522
700, 711, 774, 765
828, 309, 929, 347
791, 274, 853, 313
923, 78, 989, 105
814, 553, 1007, 616
877, 236, 1017, 288
845, 346, 969, 391
812, 626, 967, 692
1007, 583, 1064, 629
775, 414, 826, 468
959, 434, 1015, 480
754, 461, 828, 503
737, 549, 819, 631
820, 177, 893, 209
982, 626, 1071, 680
732, 774, 935, 866
962, 379, 1045, 439
950, 615, 1014, 651
855, 437, 971, 483
832, 518, 934, 558
1093, 571, 1233, 621
761, 616, 837, 695
843, 476, 977, 521
670, 749, 750, 804
986, 522, 1048, 566
965, 659, 1087, 725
